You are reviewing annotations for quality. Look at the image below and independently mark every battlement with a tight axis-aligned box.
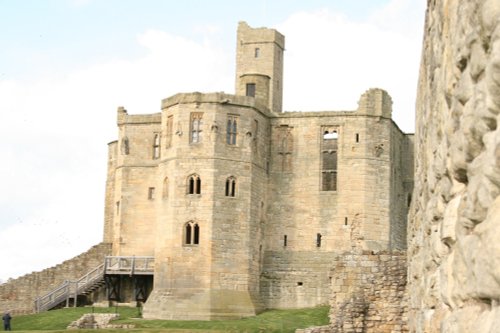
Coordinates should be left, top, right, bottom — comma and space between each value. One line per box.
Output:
237, 21, 285, 49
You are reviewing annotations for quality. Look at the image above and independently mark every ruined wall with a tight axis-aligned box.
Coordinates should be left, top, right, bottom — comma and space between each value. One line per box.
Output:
408, 0, 500, 331
296, 251, 408, 333
0, 243, 111, 314
329, 251, 408, 333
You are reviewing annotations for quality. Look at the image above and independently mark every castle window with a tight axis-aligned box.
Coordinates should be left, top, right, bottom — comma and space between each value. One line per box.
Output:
190, 113, 203, 143
162, 177, 169, 199
120, 136, 129, 155
166, 115, 173, 148
184, 221, 200, 245
246, 83, 256, 97
254, 47, 260, 58
226, 116, 238, 145
355, 133, 359, 143
316, 233, 322, 247
321, 128, 338, 191
187, 174, 201, 195
225, 176, 236, 197
284, 235, 287, 247
148, 187, 155, 200
153, 133, 160, 159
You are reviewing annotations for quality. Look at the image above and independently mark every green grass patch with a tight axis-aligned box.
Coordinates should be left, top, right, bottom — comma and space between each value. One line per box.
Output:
11, 306, 328, 333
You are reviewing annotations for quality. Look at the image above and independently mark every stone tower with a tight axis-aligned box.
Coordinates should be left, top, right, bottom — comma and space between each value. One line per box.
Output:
235, 21, 285, 113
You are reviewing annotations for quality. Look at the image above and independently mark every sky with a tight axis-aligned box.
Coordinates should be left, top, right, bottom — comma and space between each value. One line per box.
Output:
0, 0, 426, 282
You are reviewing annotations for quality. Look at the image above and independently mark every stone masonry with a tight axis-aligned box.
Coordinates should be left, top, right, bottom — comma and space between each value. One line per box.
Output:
408, 0, 500, 331
0, 243, 111, 314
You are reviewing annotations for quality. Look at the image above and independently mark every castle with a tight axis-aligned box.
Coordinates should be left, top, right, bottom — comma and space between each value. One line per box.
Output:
3, 2, 499, 330
102, 22, 414, 320
0, 22, 413, 323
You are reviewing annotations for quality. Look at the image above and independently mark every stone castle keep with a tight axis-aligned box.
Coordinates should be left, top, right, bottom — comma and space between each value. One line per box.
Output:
1, 21, 414, 326
102, 21, 413, 319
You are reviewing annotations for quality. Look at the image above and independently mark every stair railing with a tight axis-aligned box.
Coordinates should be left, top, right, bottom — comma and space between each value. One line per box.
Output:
34, 256, 154, 312
75, 263, 105, 294
34, 280, 71, 313
34, 264, 105, 313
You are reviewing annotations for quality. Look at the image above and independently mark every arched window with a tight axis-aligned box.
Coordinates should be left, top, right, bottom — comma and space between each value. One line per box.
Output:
184, 221, 200, 245
225, 176, 236, 197
187, 174, 201, 194
162, 177, 169, 199
226, 116, 238, 145
190, 113, 203, 143
153, 133, 160, 159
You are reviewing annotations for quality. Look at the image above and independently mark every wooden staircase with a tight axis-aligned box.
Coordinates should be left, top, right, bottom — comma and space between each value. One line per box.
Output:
34, 256, 154, 312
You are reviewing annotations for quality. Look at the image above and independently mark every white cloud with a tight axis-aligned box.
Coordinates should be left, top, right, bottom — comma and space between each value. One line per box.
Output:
278, 3, 424, 132
0, 29, 232, 281
0, 1, 424, 280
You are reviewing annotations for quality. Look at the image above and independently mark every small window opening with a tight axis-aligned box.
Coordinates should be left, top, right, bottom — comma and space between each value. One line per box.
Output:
153, 133, 160, 159
185, 222, 200, 245
254, 47, 260, 58
246, 83, 256, 97
407, 193, 412, 207
193, 224, 200, 244
355, 133, 359, 143
297, 282, 303, 286
345, 217, 348, 225
148, 187, 155, 200
225, 177, 236, 197
316, 233, 322, 247
188, 174, 201, 194
284, 235, 287, 247
185, 223, 192, 244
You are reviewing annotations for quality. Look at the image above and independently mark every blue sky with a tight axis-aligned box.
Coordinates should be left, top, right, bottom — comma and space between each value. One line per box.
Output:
0, 0, 425, 281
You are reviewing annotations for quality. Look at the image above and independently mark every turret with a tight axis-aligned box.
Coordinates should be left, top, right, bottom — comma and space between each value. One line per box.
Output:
235, 21, 285, 112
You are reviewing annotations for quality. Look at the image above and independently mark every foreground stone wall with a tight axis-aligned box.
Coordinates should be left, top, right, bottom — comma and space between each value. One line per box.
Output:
296, 251, 407, 333
329, 251, 407, 333
0, 243, 111, 314
408, 0, 500, 331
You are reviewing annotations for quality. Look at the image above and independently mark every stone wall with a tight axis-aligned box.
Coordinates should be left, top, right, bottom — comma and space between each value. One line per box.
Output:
0, 243, 111, 314
329, 251, 407, 333
296, 251, 407, 333
408, 0, 500, 331
261, 251, 334, 309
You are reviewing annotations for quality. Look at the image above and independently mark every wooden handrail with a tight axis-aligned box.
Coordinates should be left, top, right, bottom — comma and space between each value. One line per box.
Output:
34, 256, 154, 312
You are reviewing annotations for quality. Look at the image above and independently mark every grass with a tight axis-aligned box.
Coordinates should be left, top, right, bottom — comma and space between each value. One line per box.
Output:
11, 306, 329, 333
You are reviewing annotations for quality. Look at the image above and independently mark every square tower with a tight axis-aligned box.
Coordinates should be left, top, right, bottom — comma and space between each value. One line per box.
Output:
235, 22, 285, 113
